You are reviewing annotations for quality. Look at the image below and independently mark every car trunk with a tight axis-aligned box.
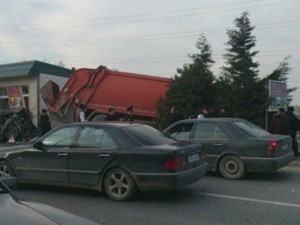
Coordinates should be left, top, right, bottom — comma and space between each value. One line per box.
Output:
147, 142, 206, 172
260, 134, 293, 157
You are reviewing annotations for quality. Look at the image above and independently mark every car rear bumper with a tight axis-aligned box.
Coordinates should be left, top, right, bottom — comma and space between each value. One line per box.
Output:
133, 163, 208, 191
242, 151, 295, 172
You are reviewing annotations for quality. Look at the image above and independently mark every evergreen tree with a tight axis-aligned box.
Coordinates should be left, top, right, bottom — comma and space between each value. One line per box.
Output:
219, 11, 266, 125
156, 34, 216, 128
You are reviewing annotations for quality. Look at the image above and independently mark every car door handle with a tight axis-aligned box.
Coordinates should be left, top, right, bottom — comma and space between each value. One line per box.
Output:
213, 143, 224, 147
57, 153, 68, 157
98, 153, 111, 158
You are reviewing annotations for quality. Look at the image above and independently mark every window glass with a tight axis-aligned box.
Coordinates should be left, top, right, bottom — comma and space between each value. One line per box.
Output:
214, 126, 228, 139
233, 121, 270, 137
0, 99, 9, 110
165, 123, 193, 141
0, 86, 29, 110
76, 127, 104, 148
195, 123, 228, 140
101, 132, 118, 149
75, 127, 118, 149
43, 127, 78, 147
123, 125, 176, 145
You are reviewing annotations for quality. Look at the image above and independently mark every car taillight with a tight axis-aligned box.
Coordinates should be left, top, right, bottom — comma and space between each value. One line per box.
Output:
266, 141, 278, 156
201, 150, 207, 159
164, 157, 185, 171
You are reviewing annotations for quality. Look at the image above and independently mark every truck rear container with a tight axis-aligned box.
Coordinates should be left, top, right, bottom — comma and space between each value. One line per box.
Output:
41, 66, 170, 123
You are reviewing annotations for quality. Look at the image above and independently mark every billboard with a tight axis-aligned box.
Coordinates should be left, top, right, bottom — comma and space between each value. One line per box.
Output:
268, 80, 287, 111
7, 86, 26, 110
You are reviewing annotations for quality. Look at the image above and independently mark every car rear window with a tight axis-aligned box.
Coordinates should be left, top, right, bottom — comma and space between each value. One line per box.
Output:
233, 121, 270, 137
122, 125, 176, 145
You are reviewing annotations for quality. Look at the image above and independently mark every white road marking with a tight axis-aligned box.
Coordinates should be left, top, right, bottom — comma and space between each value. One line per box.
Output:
189, 192, 300, 209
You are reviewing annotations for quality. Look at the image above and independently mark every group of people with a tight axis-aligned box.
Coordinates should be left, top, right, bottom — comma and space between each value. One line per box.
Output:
73, 104, 134, 123
38, 104, 135, 137
269, 106, 299, 157
105, 105, 134, 122
168, 105, 232, 126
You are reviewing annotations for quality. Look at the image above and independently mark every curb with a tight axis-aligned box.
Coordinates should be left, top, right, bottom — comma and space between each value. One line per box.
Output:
289, 156, 300, 167
289, 161, 300, 167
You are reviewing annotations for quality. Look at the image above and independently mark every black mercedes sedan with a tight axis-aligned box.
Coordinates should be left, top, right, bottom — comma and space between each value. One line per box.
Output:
0, 122, 207, 201
163, 118, 294, 179
0, 177, 100, 225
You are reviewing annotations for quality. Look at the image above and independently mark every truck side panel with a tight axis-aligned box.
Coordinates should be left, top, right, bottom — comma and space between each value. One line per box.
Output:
46, 67, 170, 121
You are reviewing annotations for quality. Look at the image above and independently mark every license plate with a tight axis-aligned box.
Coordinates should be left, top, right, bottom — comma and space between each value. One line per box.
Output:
188, 153, 200, 163
281, 144, 289, 151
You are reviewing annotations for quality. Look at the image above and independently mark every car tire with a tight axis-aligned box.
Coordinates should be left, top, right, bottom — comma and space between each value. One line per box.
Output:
219, 155, 245, 180
104, 168, 137, 201
0, 161, 15, 179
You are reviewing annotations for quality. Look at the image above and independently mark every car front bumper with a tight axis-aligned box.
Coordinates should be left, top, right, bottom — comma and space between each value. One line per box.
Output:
133, 163, 208, 191
242, 151, 295, 172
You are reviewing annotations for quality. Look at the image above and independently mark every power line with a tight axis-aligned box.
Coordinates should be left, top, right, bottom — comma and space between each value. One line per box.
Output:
2, 18, 300, 48
0, 0, 269, 27
0, 0, 298, 32
13, 49, 297, 65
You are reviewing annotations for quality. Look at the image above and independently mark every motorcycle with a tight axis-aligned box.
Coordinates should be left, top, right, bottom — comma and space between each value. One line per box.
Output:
0, 109, 39, 143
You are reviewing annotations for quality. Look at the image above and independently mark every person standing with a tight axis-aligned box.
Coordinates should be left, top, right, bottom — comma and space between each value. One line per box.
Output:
38, 108, 52, 136
124, 105, 134, 122
219, 106, 232, 117
285, 106, 299, 157
106, 107, 118, 121
75, 104, 86, 122
168, 106, 183, 126
202, 106, 216, 118
269, 108, 287, 135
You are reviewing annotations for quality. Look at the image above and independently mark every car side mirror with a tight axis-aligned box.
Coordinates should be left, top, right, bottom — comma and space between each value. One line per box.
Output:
33, 141, 44, 150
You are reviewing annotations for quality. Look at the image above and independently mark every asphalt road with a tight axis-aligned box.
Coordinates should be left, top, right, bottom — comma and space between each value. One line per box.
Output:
13, 167, 300, 225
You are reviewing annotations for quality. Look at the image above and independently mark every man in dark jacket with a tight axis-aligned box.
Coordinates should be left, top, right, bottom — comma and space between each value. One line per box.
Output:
202, 106, 217, 118
106, 107, 118, 121
124, 105, 134, 122
269, 108, 287, 135
285, 106, 299, 157
38, 108, 52, 136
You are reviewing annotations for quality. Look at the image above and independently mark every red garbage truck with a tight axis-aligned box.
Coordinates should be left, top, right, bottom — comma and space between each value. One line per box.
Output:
41, 66, 170, 123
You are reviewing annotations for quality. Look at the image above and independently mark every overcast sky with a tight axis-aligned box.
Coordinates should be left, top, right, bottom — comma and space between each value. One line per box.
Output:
1, 0, 300, 104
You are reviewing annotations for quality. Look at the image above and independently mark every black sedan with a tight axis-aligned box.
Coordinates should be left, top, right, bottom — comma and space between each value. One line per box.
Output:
163, 118, 294, 179
0, 177, 100, 225
0, 122, 207, 201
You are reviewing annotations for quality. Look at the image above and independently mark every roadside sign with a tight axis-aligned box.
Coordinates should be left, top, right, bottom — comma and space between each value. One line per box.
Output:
268, 80, 287, 111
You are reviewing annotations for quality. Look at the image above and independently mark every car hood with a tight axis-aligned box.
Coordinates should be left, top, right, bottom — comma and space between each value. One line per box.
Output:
0, 144, 32, 155
0, 193, 100, 225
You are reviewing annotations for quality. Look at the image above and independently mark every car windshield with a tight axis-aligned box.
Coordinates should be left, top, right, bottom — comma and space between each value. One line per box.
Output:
122, 125, 176, 146
233, 121, 270, 138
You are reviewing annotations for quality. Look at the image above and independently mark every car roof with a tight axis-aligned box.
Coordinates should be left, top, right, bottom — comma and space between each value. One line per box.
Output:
57, 121, 145, 128
178, 118, 245, 123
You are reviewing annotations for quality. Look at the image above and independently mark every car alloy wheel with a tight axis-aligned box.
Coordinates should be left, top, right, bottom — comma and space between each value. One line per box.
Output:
104, 168, 136, 201
219, 155, 245, 180
0, 161, 15, 179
